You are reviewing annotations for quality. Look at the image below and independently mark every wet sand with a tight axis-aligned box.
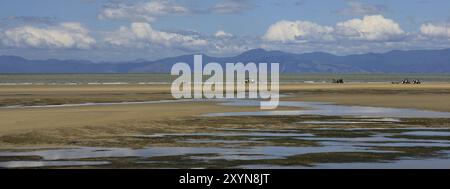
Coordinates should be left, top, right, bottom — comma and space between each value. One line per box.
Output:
0, 101, 286, 134
3, 83, 450, 109
1, 83, 450, 147
281, 83, 450, 112
1, 83, 450, 168
0, 84, 172, 107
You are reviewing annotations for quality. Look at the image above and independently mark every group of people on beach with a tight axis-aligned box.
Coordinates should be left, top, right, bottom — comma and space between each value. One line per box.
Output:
330, 78, 422, 84
392, 79, 422, 84
332, 79, 344, 84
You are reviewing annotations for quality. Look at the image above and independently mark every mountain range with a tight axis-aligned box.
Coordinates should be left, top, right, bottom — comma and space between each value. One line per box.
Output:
1, 48, 450, 73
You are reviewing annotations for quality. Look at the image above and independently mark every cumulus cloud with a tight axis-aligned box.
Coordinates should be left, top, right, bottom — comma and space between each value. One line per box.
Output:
263, 15, 406, 44
104, 22, 208, 49
335, 15, 405, 41
214, 30, 233, 38
336, 0, 388, 15
211, 0, 253, 14
1, 22, 95, 49
103, 23, 253, 56
98, 0, 190, 22
420, 23, 450, 38
262, 20, 334, 42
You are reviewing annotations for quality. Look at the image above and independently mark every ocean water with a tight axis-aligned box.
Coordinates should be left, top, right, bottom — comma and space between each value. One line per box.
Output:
0, 73, 175, 85
0, 73, 450, 85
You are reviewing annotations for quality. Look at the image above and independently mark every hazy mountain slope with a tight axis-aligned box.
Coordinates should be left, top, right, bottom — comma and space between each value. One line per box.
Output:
1, 48, 450, 73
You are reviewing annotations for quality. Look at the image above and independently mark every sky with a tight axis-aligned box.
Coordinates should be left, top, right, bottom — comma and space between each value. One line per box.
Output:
1, 0, 450, 61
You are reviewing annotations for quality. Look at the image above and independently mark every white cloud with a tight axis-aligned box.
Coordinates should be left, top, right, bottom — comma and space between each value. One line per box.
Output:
420, 23, 450, 38
98, 1, 189, 22
1, 22, 95, 49
214, 30, 233, 38
262, 20, 334, 42
104, 22, 208, 49
335, 15, 405, 41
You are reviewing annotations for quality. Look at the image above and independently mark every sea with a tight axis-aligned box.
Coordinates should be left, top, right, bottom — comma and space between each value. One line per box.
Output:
0, 73, 450, 85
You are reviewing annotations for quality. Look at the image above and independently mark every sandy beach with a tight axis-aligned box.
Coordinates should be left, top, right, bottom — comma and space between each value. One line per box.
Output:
1, 83, 450, 168
281, 83, 450, 112
1, 83, 450, 136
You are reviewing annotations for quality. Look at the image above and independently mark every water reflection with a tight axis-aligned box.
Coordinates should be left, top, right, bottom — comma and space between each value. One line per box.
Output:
1, 128, 450, 168
2, 100, 450, 168
207, 101, 450, 118
0, 161, 110, 168
237, 156, 450, 169
402, 131, 450, 137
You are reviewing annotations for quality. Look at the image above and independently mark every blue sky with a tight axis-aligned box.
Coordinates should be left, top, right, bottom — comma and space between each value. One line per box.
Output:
1, 0, 450, 61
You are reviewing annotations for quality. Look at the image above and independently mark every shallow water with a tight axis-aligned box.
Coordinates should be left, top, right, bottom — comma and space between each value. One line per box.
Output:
299, 121, 378, 124
0, 147, 225, 161
207, 101, 450, 118
2, 128, 450, 168
237, 156, 450, 169
129, 132, 315, 138
298, 118, 401, 125
313, 127, 450, 131
0, 144, 388, 163
2, 99, 450, 168
181, 139, 263, 144
0, 161, 110, 168
312, 157, 450, 169
0, 99, 193, 109
5, 98, 450, 120
297, 134, 450, 144
2, 73, 450, 85
402, 131, 450, 137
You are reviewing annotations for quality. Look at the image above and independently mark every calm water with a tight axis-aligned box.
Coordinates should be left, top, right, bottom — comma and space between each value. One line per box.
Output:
207, 100, 450, 118
4, 99, 450, 119
1, 127, 450, 168
1, 100, 450, 168
0, 73, 175, 85
1, 91, 450, 168
1, 73, 450, 85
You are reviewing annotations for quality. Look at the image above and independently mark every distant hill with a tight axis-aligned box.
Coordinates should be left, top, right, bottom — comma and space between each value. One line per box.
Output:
2, 48, 450, 73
